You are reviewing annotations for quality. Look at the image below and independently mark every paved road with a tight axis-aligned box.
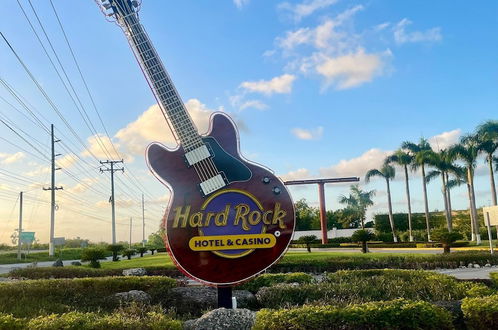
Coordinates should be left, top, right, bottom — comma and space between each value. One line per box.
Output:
435, 267, 498, 280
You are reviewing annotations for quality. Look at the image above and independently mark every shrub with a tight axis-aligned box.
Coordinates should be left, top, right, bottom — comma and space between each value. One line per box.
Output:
254, 299, 453, 330
239, 273, 314, 293
491, 272, 498, 288
351, 229, 375, 253
462, 294, 498, 330
256, 269, 492, 308
0, 310, 182, 330
7, 266, 182, 279
80, 248, 106, 268
136, 246, 148, 257
431, 228, 463, 253
122, 248, 136, 260
297, 235, 318, 253
270, 251, 498, 273
0, 276, 177, 317
107, 244, 124, 262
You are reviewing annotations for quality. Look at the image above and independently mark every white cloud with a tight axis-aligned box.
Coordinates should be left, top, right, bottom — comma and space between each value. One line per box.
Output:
279, 0, 339, 22
56, 154, 77, 169
239, 100, 269, 111
279, 168, 312, 181
319, 148, 392, 178
25, 166, 50, 177
81, 134, 131, 162
67, 178, 98, 194
0, 152, 25, 164
394, 18, 442, 44
115, 99, 226, 155
291, 126, 323, 140
233, 0, 250, 9
315, 49, 387, 89
428, 129, 461, 151
240, 74, 296, 95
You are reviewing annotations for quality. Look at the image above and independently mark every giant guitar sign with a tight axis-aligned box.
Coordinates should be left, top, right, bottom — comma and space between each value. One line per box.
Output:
97, 0, 295, 286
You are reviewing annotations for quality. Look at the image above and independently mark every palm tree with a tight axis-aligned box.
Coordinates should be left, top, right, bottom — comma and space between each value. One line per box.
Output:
476, 120, 498, 205
426, 149, 458, 231
365, 164, 397, 242
449, 134, 482, 244
447, 166, 476, 240
402, 138, 433, 241
385, 150, 414, 241
338, 184, 376, 229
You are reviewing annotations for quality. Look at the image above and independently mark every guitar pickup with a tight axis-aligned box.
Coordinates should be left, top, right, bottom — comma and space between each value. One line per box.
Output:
200, 174, 226, 196
184, 145, 211, 166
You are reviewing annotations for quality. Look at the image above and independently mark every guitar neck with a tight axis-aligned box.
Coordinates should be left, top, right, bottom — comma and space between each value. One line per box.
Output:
122, 14, 203, 152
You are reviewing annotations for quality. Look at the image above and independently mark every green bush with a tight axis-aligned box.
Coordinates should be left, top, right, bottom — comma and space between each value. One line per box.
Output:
462, 294, 498, 330
7, 266, 182, 279
107, 244, 124, 262
239, 273, 314, 293
491, 272, 498, 287
256, 269, 493, 308
375, 212, 446, 232
270, 251, 498, 273
122, 248, 136, 260
0, 310, 182, 330
254, 299, 453, 330
80, 248, 106, 268
0, 276, 178, 317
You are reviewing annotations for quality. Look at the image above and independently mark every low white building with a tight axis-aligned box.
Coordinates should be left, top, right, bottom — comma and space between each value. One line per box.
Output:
292, 228, 373, 241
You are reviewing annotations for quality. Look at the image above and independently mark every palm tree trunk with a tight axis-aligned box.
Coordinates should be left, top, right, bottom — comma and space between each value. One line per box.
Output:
441, 174, 452, 231
467, 183, 476, 241
468, 167, 481, 244
404, 165, 413, 242
386, 178, 398, 242
421, 164, 431, 241
445, 172, 453, 220
489, 154, 497, 206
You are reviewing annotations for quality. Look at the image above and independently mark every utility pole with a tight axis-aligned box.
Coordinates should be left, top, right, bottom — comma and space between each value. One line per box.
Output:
100, 159, 124, 244
129, 217, 132, 248
17, 192, 23, 261
142, 193, 145, 247
43, 124, 63, 257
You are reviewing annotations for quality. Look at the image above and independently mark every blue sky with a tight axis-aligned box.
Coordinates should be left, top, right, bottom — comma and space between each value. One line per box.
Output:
0, 0, 497, 244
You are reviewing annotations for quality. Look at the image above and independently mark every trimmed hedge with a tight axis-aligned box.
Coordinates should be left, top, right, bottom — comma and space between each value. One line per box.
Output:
0, 310, 181, 330
0, 276, 178, 317
238, 273, 314, 293
254, 299, 454, 330
8, 266, 181, 279
256, 269, 493, 308
462, 294, 498, 330
271, 252, 498, 273
489, 271, 498, 287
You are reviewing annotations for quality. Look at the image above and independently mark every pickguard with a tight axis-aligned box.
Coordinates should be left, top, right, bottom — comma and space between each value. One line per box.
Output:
202, 136, 252, 183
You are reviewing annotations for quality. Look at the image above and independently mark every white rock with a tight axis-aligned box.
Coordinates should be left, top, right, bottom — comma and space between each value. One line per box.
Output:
122, 268, 147, 276
473, 264, 481, 268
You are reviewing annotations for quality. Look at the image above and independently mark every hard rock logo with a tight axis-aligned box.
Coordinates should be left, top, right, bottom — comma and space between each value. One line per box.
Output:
170, 189, 287, 258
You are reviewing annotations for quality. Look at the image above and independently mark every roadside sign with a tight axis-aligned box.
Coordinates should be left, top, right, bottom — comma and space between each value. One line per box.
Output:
19, 232, 35, 244
53, 237, 65, 246
483, 206, 498, 226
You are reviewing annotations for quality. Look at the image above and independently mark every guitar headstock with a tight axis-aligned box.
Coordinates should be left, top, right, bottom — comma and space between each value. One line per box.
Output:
96, 0, 142, 26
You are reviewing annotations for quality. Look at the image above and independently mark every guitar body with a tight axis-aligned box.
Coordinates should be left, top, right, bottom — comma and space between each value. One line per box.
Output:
147, 113, 295, 285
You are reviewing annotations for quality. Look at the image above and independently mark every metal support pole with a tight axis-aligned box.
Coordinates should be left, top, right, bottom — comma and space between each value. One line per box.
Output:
217, 287, 232, 308
100, 160, 123, 245
129, 217, 132, 248
318, 182, 328, 244
486, 212, 494, 254
17, 192, 23, 261
142, 194, 145, 247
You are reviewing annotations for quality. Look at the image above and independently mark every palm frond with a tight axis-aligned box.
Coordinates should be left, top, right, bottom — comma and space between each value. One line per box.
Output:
365, 169, 383, 183
425, 170, 441, 183
447, 178, 465, 190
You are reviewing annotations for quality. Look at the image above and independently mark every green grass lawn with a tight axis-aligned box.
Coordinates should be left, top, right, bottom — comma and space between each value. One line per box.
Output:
97, 253, 175, 269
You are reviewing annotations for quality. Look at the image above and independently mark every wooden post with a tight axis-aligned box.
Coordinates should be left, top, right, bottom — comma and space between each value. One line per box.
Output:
318, 182, 328, 244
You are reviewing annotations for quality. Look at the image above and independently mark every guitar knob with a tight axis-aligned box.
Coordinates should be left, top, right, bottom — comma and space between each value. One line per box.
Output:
262, 177, 271, 184
272, 186, 281, 195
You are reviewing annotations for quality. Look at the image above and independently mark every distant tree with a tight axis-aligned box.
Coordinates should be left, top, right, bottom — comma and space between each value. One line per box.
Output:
122, 248, 136, 260
294, 199, 320, 231
476, 120, 498, 206
431, 228, 463, 254
147, 231, 165, 250
136, 246, 148, 257
385, 149, 415, 241
366, 164, 397, 242
338, 184, 375, 229
81, 248, 106, 268
402, 138, 434, 241
107, 244, 124, 262
298, 235, 317, 253
351, 229, 376, 253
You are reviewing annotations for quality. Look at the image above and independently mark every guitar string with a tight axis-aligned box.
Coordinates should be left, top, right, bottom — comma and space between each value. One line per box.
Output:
121, 6, 220, 184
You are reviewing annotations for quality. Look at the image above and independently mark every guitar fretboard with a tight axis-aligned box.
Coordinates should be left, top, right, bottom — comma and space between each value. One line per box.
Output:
122, 14, 204, 152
